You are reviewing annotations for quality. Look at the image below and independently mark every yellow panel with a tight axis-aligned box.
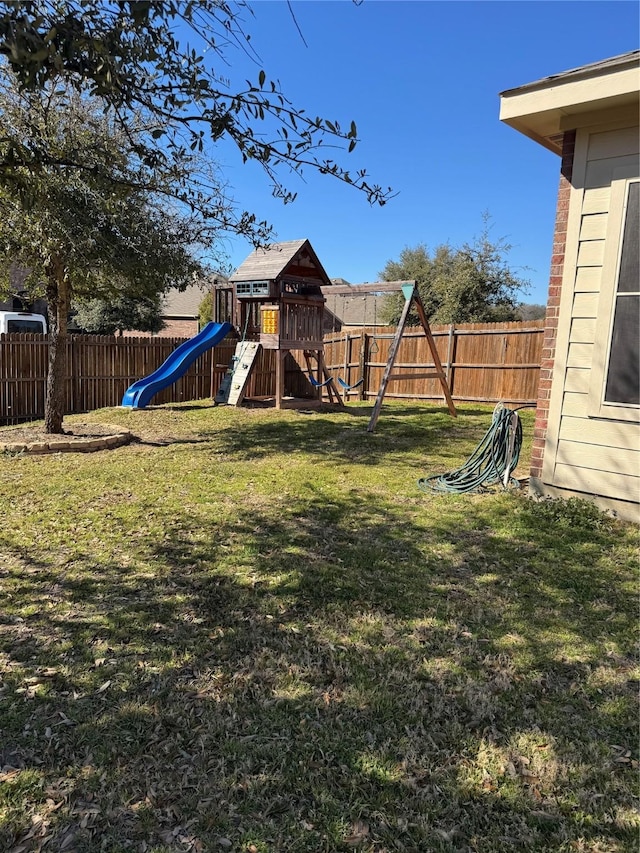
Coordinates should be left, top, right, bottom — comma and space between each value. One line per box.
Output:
261, 309, 279, 335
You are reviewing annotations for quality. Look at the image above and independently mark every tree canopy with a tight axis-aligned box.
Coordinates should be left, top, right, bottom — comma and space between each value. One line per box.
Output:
198, 290, 214, 330
72, 293, 166, 336
516, 302, 547, 321
0, 70, 218, 431
0, 0, 393, 233
380, 217, 530, 326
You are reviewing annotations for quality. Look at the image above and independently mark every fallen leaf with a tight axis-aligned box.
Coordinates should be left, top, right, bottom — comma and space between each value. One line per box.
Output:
0, 768, 21, 782
344, 820, 369, 846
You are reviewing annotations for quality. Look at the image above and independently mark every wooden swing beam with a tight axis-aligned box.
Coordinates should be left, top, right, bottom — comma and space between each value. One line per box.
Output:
321, 281, 456, 431
320, 281, 407, 296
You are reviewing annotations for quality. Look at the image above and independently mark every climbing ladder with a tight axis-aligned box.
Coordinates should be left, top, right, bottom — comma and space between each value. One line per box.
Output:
215, 340, 261, 406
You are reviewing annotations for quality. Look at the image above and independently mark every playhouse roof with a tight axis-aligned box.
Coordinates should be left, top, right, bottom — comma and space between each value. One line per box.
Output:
230, 239, 331, 285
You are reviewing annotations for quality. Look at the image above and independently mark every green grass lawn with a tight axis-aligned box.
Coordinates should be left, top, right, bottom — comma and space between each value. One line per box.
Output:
0, 400, 638, 853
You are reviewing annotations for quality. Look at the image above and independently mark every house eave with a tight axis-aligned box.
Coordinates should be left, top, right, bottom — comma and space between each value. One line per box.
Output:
499, 52, 640, 154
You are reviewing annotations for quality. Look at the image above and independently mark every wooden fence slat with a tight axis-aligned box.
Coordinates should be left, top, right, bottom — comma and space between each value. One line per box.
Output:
0, 320, 544, 424
323, 320, 544, 407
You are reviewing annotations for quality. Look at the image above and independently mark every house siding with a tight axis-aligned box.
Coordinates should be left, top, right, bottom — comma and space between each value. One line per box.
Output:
533, 122, 640, 521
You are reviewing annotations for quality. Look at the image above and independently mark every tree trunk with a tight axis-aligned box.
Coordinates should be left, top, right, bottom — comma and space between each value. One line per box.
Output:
44, 260, 70, 434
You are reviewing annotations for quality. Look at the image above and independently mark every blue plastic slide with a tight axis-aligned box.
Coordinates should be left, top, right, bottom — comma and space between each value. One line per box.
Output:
121, 321, 233, 409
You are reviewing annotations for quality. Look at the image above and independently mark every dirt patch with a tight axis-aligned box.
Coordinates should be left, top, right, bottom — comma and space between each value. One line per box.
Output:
0, 423, 133, 454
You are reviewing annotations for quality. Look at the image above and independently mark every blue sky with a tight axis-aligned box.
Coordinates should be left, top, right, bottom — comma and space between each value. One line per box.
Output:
203, 1, 639, 305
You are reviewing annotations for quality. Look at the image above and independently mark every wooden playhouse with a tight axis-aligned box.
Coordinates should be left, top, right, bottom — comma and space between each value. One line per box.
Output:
213, 239, 342, 409
212, 238, 456, 429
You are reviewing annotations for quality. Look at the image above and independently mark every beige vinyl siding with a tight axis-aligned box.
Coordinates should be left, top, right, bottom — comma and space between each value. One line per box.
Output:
561, 391, 588, 417
566, 342, 594, 368
556, 441, 640, 475
542, 122, 640, 510
569, 318, 597, 342
558, 414, 638, 448
578, 213, 608, 240
576, 240, 606, 266
564, 368, 590, 394
574, 267, 602, 292
552, 465, 640, 500
572, 292, 599, 317
587, 126, 640, 160
581, 186, 610, 214
585, 153, 638, 188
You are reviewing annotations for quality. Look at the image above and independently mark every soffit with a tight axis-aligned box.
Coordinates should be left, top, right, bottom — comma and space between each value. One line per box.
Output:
499, 51, 640, 154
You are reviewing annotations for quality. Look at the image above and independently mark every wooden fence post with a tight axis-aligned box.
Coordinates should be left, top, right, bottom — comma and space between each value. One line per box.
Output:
446, 324, 456, 397
358, 330, 366, 401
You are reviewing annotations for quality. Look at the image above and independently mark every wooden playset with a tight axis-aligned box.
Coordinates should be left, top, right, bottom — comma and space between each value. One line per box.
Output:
212, 239, 456, 430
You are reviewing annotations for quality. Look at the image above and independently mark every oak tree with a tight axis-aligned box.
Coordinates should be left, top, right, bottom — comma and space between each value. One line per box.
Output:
0, 1, 393, 212
381, 216, 530, 325
0, 74, 225, 432
72, 293, 166, 336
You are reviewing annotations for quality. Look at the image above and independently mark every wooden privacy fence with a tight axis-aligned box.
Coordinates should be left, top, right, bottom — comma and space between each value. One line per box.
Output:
0, 320, 544, 424
323, 320, 545, 405
0, 335, 220, 425
0, 334, 316, 424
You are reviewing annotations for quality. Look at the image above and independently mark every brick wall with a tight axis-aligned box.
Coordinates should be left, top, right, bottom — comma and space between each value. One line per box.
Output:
121, 318, 199, 338
161, 319, 200, 337
530, 129, 576, 480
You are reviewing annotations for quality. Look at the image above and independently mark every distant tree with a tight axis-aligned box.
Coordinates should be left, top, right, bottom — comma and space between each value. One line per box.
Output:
0, 1, 393, 217
198, 291, 214, 329
73, 294, 166, 335
516, 303, 547, 321
381, 216, 530, 325
0, 71, 218, 433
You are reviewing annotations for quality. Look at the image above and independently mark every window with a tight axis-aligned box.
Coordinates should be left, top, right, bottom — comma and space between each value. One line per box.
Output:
235, 280, 270, 297
7, 319, 46, 333
589, 174, 639, 422
603, 181, 639, 405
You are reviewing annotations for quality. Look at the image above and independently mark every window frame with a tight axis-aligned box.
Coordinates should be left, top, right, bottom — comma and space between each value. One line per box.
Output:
588, 170, 640, 422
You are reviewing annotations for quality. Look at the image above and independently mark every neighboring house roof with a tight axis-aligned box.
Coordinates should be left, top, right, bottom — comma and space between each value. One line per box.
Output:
499, 50, 639, 154
0, 264, 47, 314
230, 239, 331, 285
325, 293, 391, 328
162, 277, 227, 318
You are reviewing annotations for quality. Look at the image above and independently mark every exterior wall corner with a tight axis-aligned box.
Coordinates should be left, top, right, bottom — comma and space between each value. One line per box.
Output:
530, 129, 576, 480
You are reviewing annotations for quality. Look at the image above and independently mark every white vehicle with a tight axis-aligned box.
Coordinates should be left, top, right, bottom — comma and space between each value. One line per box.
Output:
0, 311, 48, 334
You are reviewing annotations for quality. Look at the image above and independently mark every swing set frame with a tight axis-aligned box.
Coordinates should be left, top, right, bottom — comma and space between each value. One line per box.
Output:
319, 280, 457, 432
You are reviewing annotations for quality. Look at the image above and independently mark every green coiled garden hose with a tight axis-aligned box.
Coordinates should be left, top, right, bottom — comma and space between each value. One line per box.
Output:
418, 403, 524, 494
